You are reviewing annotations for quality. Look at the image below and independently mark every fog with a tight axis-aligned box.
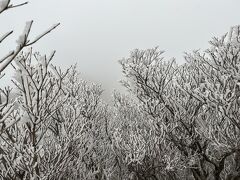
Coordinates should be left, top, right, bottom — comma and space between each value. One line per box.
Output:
1, 0, 240, 100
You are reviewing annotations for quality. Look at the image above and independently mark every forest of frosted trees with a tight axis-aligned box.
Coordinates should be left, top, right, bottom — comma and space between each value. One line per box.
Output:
1, 1, 240, 180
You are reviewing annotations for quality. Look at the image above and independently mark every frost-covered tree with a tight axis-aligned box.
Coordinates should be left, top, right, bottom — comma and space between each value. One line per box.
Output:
181, 26, 240, 180
0, 52, 112, 180
0, 0, 59, 148
44, 65, 111, 179
119, 26, 240, 180
111, 91, 183, 180
0, 50, 70, 179
0, 2, 60, 178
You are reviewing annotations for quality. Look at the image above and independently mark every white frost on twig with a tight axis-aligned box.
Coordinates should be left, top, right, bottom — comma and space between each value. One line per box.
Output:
16, 21, 33, 47
0, 0, 9, 12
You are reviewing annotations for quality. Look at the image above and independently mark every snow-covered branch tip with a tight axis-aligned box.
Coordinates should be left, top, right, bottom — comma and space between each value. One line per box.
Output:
26, 23, 60, 46
0, 31, 13, 44
0, 0, 28, 14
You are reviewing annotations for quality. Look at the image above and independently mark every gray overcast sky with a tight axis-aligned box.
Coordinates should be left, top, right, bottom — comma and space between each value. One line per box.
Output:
0, 0, 240, 99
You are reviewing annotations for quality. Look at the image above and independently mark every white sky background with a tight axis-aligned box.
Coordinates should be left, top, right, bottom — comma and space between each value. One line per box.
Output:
0, 0, 240, 100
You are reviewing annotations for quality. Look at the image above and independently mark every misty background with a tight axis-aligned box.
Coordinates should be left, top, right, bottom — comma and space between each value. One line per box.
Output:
0, 0, 240, 101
